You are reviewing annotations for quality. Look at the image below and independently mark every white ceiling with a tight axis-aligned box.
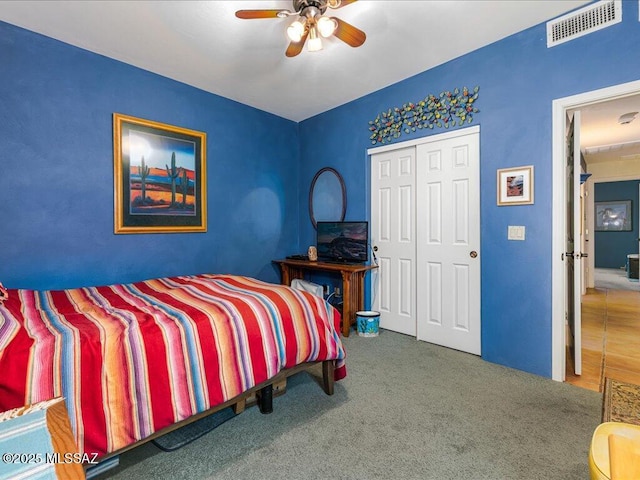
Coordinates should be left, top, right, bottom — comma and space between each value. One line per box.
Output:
572, 94, 640, 164
3, 0, 639, 162
0, 0, 591, 122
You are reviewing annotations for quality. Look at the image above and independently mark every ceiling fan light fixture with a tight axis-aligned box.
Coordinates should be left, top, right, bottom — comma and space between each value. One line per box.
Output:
307, 37, 323, 51
287, 19, 306, 42
307, 25, 323, 51
235, 0, 365, 57
317, 16, 338, 37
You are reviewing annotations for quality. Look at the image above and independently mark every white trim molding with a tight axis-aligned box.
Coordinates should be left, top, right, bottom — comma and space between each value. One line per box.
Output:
367, 125, 480, 155
551, 79, 640, 382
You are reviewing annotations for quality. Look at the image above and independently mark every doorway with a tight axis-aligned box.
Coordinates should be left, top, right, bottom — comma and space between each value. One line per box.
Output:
552, 79, 640, 384
566, 177, 640, 391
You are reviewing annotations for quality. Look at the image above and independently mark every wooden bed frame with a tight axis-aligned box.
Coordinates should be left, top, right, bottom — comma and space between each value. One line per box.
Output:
89, 359, 336, 468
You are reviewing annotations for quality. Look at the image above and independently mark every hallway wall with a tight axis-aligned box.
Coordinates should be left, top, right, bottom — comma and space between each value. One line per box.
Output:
594, 180, 640, 268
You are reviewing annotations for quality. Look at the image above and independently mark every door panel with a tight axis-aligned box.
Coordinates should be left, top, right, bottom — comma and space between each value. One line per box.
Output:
566, 112, 582, 375
427, 262, 442, 325
453, 264, 470, 331
371, 147, 417, 336
416, 131, 481, 355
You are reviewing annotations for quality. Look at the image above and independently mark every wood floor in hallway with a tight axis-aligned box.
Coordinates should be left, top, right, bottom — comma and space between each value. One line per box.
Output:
566, 287, 640, 392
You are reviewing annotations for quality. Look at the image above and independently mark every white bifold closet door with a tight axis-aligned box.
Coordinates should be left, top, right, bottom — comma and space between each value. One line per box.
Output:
370, 146, 417, 336
370, 127, 480, 355
416, 130, 480, 355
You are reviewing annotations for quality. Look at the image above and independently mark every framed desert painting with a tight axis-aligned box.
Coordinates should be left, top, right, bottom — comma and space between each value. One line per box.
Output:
497, 165, 534, 206
113, 113, 207, 234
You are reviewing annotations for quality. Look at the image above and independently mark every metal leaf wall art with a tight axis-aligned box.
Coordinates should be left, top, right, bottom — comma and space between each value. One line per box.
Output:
368, 86, 480, 145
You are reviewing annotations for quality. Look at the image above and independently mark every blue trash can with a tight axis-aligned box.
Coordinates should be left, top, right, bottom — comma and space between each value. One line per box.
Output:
356, 311, 380, 337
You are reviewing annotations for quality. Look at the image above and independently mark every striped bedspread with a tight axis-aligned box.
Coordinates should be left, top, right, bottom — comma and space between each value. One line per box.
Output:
0, 274, 346, 457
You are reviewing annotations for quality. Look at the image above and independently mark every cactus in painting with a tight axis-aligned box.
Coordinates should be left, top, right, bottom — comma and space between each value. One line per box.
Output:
166, 152, 179, 207
139, 156, 150, 204
180, 167, 189, 207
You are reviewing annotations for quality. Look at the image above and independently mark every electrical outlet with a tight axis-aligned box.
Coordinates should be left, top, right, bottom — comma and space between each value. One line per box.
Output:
334, 287, 341, 297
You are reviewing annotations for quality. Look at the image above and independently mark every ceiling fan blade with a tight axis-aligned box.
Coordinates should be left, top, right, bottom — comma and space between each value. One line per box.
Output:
330, 0, 358, 9
285, 30, 309, 57
235, 10, 284, 19
333, 18, 366, 47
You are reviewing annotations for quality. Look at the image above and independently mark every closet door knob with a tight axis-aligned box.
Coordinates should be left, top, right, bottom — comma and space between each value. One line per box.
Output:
470, 251, 478, 258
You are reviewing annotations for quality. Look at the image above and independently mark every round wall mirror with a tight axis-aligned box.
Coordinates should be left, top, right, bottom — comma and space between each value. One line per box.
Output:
309, 167, 346, 229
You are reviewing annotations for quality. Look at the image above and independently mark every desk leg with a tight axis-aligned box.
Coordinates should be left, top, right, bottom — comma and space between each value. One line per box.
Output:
341, 272, 356, 337
279, 265, 291, 286
278, 265, 304, 286
356, 271, 365, 318
341, 271, 369, 337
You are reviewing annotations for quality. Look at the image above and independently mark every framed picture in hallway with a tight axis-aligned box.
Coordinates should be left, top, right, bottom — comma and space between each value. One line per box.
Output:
595, 200, 632, 231
497, 165, 534, 206
113, 113, 207, 234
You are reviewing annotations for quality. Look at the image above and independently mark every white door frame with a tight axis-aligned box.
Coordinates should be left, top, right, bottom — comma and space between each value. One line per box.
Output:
368, 126, 480, 156
551, 79, 640, 381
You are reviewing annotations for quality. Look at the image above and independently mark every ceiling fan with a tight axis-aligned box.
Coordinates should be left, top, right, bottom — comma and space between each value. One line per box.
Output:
235, 0, 366, 57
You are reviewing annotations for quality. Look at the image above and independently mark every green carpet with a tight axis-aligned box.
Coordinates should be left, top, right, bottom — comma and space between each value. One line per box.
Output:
97, 330, 601, 480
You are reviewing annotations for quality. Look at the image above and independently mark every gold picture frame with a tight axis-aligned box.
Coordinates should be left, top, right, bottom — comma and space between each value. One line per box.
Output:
113, 113, 207, 234
497, 165, 534, 206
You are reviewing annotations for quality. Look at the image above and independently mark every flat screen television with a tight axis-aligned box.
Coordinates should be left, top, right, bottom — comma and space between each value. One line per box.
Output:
316, 221, 368, 263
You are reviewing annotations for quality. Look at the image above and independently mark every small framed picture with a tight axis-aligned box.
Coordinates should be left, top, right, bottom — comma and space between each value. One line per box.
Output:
595, 200, 632, 231
497, 166, 534, 206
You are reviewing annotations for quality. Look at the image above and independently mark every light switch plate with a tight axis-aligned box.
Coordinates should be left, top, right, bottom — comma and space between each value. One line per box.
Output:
508, 225, 525, 241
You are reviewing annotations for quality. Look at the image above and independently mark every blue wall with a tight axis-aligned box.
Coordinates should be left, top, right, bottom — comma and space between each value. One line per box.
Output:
299, 1, 640, 377
0, 21, 300, 290
3, 1, 640, 379
595, 181, 640, 268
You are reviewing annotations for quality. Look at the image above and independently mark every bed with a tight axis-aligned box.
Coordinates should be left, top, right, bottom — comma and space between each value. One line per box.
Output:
0, 274, 346, 459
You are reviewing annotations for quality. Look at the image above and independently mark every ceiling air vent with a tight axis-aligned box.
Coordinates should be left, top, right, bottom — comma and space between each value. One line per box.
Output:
547, 0, 622, 48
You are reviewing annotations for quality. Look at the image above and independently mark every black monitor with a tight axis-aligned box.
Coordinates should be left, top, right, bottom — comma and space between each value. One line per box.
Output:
316, 221, 368, 263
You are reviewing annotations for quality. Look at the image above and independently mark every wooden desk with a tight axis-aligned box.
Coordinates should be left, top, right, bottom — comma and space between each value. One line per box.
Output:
273, 259, 377, 337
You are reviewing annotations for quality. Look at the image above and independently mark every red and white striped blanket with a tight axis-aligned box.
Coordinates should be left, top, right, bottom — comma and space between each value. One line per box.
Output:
0, 274, 346, 457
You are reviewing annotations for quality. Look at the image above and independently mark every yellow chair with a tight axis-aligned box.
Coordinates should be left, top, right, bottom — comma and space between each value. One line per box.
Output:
590, 422, 640, 480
